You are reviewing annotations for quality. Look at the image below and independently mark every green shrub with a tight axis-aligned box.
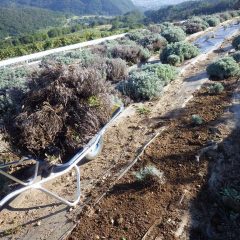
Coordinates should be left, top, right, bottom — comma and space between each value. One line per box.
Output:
105, 58, 128, 82
230, 11, 239, 18
160, 41, 199, 64
0, 67, 29, 122
231, 51, 240, 63
119, 71, 164, 101
208, 83, 224, 94
183, 17, 209, 34
192, 114, 203, 125
134, 165, 165, 183
232, 35, 240, 50
106, 39, 151, 64
148, 24, 161, 34
126, 29, 151, 42
167, 54, 181, 66
219, 12, 232, 21
126, 30, 167, 51
204, 16, 221, 27
207, 57, 240, 79
141, 63, 178, 85
161, 26, 186, 43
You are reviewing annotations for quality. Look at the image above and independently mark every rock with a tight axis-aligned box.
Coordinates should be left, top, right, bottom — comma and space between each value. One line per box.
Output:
36, 221, 41, 226
116, 216, 124, 226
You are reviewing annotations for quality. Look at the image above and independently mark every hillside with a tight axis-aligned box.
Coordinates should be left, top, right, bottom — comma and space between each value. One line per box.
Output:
146, 0, 239, 22
132, 0, 194, 10
0, 6, 65, 39
0, 0, 136, 16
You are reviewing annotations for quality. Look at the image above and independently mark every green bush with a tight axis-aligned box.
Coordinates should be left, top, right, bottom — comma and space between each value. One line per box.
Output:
126, 29, 167, 51
160, 41, 199, 64
134, 165, 164, 183
167, 54, 181, 66
119, 71, 164, 101
106, 58, 128, 82
148, 24, 161, 34
141, 63, 178, 85
0, 67, 29, 122
161, 26, 186, 43
208, 83, 224, 94
192, 114, 203, 125
207, 57, 240, 79
183, 17, 209, 34
232, 35, 240, 50
219, 12, 232, 21
106, 39, 151, 64
231, 51, 240, 63
204, 16, 221, 27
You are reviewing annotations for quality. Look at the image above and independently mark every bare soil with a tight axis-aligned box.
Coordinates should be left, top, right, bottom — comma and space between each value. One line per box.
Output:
68, 78, 238, 240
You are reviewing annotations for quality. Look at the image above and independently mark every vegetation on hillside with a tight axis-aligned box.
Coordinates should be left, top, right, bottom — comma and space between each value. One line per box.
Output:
0, 6, 65, 39
0, 0, 136, 16
145, 0, 239, 23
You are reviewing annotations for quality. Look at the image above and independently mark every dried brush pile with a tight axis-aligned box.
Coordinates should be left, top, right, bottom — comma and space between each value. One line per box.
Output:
13, 64, 114, 162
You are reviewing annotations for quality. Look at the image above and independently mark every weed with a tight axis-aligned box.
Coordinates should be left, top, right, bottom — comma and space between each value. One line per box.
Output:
192, 114, 204, 125
136, 106, 151, 115
134, 165, 165, 183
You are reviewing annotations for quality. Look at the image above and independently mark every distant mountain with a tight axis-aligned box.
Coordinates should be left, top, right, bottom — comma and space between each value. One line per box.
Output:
0, 0, 136, 16
146, 0, 239, 23
0, 6, 64, 39
132, 0, 195, 10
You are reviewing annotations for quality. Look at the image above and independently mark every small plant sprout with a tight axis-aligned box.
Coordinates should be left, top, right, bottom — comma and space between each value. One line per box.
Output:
87, 96, 100, 107
208, 83, 224, 94
134, 165, 165, 183
136, 106, 151, 115
192, 114, 204, 125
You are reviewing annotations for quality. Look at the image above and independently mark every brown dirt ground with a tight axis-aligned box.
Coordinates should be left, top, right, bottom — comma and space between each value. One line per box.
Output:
68, 77, 239, 240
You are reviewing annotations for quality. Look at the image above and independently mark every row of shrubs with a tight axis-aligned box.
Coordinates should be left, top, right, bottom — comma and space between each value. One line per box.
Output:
181, 11, 240, 34
119, 63, 178, 101
207, 35, 240, 79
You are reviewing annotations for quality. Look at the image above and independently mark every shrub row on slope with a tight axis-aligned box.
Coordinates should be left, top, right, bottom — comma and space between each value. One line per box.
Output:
119, 63, 178, 101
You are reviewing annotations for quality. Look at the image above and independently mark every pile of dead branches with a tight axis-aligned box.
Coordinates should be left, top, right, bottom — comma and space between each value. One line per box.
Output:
12, 64, 114, 162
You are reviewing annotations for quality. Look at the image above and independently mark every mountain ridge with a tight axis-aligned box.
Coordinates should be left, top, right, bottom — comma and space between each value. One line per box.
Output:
0, 0, 136, 16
